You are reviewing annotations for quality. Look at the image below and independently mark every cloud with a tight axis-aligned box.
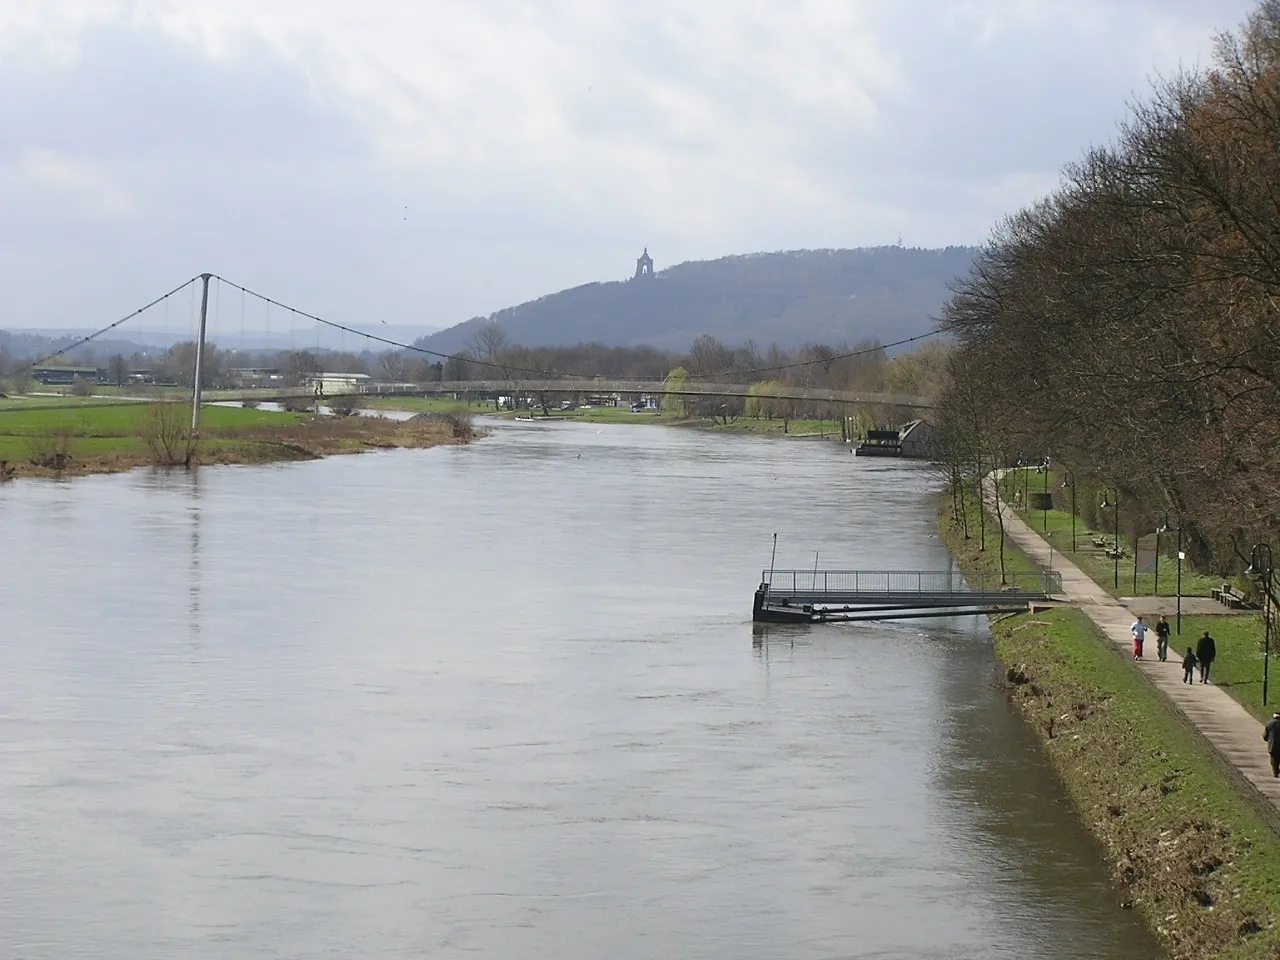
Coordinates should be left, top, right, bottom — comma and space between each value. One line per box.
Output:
0, 0, 1263, 333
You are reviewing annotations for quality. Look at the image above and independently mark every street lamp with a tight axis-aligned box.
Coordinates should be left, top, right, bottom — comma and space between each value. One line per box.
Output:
1247, 543, 1274, 706
1042, 460, 1050, 532
1061, 471, 1077, 552
1155, 513, 1168, 596
1177, 535, 1184, 635
1100, 487, 1119, 590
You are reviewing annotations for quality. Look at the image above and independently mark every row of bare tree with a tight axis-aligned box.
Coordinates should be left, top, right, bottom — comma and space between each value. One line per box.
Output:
933, 1, 1280, 572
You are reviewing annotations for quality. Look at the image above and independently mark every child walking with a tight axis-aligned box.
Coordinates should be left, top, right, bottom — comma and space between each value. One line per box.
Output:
1182, 648, 1198, 684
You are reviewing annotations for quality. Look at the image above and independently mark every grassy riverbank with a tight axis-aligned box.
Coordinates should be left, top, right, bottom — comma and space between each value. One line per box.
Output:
942, 497, 1280, 959
999, 468, 1273, 725
0, 404, 472, 480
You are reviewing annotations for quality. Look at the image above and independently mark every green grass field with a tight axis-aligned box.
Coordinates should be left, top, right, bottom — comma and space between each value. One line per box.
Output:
1170, 613, 1280, 723
0, 395, 146, 411
0, 403, 305, 463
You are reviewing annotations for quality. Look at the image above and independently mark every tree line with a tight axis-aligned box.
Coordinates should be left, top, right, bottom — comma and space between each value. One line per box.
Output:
933, 1, 1280, 573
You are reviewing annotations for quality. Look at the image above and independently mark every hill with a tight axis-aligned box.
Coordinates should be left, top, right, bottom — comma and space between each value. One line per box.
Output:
419, 246, 976, 354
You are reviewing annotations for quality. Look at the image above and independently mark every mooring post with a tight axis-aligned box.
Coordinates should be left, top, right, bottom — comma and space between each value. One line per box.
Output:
191, 273, 212, 432
768, 533, 778, 589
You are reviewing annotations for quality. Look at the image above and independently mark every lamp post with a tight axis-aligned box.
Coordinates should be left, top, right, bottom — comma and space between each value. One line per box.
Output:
1155, 513, 1167, 596
1101, 487, 1119, 590
1132, 532, 1139, 595
1043, 460, 1050, 532
1176, 531, 1184, 635
1247, 543, 1274, 706
1062, 471, 1076, 552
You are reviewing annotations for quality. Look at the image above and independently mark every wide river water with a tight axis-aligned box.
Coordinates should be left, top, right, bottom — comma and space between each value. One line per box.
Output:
1, 420, 1160, 959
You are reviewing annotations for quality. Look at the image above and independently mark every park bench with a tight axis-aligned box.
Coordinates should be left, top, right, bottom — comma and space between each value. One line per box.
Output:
1213, 584, 1252, 609
1105, 546, 1126, 560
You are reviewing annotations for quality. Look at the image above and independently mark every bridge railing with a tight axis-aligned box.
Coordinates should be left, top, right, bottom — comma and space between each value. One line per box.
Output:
762, 569, 1062, 596
208, 380, 932, 408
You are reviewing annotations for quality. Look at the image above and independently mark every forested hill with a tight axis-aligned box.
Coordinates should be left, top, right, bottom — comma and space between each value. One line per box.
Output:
418, 246, 976, 354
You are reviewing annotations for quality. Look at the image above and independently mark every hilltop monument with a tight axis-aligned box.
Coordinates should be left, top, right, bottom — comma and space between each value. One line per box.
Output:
633, 247, 654, 280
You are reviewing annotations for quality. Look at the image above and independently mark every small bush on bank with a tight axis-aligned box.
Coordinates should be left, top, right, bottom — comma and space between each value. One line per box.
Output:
327, 395, 360, 416
139, 402, 197, 466
70, 375, 95, 397
442, 409, 474, 439
25, 428, 74, 470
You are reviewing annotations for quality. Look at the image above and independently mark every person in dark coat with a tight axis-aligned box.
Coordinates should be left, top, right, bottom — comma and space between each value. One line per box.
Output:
1264, 713, 1280, 778
1155, 615, 1172, 662
1195, 630, 1217, 683
1181, 648, 1198, 684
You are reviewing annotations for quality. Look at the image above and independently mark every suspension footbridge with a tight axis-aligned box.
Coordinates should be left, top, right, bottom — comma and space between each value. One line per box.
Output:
23, 273, 936, 423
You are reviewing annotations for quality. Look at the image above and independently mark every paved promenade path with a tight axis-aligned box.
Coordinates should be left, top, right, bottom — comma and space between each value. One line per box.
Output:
993, 490, 1280, 809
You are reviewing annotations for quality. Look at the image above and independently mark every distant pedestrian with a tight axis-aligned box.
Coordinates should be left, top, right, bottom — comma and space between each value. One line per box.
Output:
1195, 630, 1217, 683
1181, 648, 1198, 684
1131, 616, 1149, 660
1155, 615, 1171, 662
1264, 713, 1280, 778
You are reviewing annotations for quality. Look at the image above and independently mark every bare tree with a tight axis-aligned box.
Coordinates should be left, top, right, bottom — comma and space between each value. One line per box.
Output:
377, 351, 409, 382
138, 402, 197, 467
469, 323, 509, 365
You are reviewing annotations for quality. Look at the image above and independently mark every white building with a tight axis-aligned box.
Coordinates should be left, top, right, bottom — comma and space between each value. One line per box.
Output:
304, 372, 372, 395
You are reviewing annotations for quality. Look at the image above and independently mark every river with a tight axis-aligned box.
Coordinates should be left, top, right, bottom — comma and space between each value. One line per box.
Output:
0, 420, 1160, 959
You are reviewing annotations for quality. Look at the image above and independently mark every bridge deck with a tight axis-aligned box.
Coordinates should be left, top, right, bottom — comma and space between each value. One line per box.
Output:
753, 569, 1062, 622
206, 379, 932, 409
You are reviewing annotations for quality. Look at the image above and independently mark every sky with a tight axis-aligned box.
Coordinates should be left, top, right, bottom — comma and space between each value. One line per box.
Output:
0, 0, 1262, 334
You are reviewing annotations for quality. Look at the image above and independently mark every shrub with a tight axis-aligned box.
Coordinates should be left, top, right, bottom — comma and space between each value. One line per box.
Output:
139, 402, 197, 466
327, 395, 360, 416
70, 375, 95, 397
280, 397, 315, 413
25, 428, 74, 470
443, 409, 475, 439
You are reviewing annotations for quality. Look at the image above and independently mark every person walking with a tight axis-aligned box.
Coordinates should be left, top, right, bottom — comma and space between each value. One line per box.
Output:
1130, 616, 1150, 660
1181, 648, 1198, 684
1195, 629, 1217, 683
1264, 713, 1280, 778
1155, 615, 1171, 662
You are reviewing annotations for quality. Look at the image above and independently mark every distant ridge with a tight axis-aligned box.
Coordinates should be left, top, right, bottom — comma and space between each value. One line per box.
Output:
419, 246, 976, 354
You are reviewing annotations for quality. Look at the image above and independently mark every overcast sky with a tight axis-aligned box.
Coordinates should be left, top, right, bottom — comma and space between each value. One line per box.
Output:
0, 0, 1261, 334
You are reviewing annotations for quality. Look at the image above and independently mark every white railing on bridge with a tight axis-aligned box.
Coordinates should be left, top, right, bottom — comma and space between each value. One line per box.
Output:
762, 569, 1062, 596
211, 379, 932, 409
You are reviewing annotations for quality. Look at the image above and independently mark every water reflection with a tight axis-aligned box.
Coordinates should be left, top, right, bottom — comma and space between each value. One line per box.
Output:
0, 421, 1158, 959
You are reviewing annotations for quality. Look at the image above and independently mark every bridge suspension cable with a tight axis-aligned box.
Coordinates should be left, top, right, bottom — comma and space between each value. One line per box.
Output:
209, 275, 569, 381
23, 275, 203, 371
704, 329, 944, 381
18, 270, 945, 390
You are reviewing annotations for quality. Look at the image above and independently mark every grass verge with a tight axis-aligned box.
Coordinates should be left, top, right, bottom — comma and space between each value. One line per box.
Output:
942, 496, 1280, 959
0, 404, 471, 479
